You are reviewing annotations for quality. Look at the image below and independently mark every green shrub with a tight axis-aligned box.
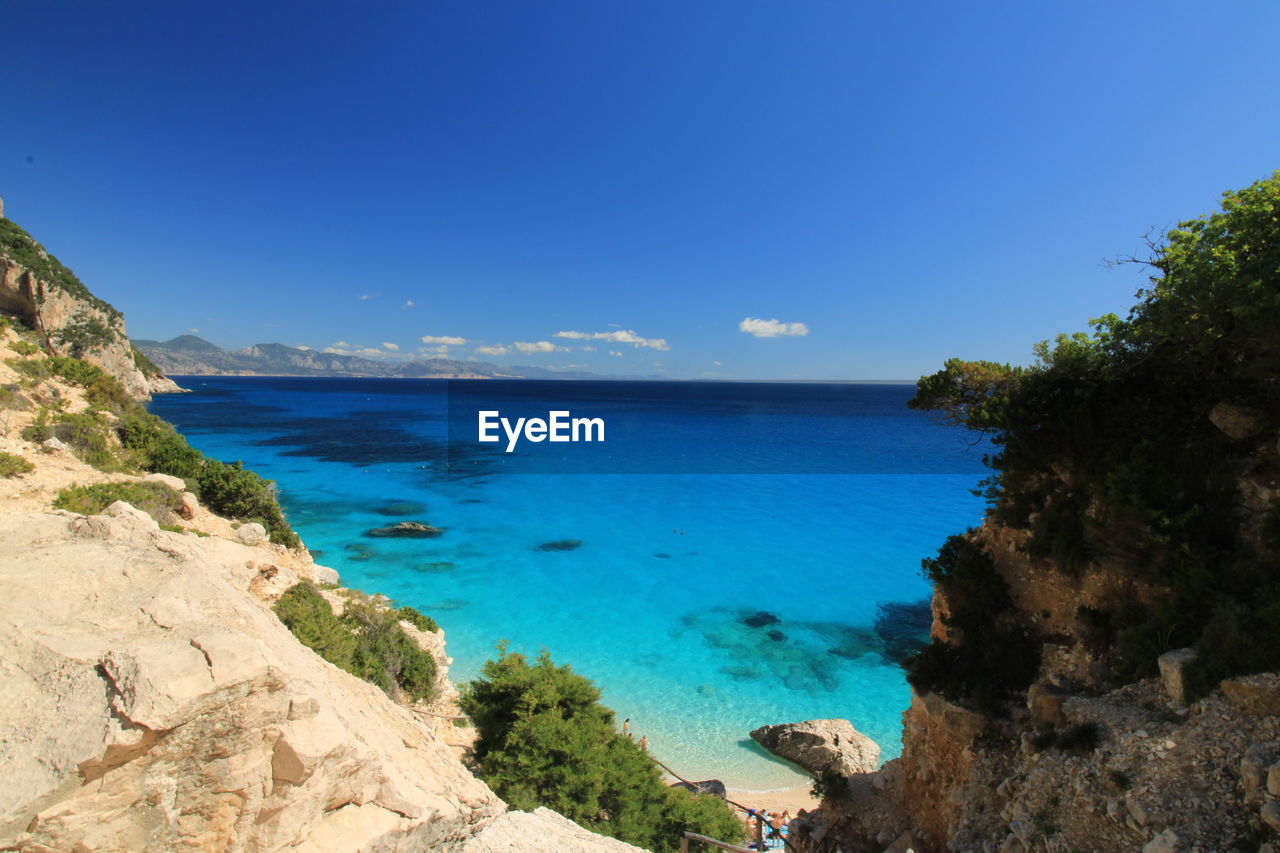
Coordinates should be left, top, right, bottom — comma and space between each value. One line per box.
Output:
274, 583, 437, 702
461, 647, 743, 852
46, 411, 125, 472
9, 340, 40, 357
53, 481, 183, 524
5, 357, 49, 382
397, 605, 440, 633
115, 411, 299, 547
130, 343, 163, 378
0, 450, 34, 477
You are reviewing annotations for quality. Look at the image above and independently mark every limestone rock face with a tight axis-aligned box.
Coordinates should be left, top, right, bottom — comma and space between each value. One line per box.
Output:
0, 511, 626, 851
0, 255, 151, 399
750, 719, 880, 777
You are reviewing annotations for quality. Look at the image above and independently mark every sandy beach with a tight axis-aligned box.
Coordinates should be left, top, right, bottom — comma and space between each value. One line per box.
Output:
725, 785, 820, 815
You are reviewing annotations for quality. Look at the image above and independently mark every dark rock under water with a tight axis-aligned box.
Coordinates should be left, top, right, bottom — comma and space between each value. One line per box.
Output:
670, 779, 727, 798
374, 501, 425, 516
365, 522, 444, 539
873, 599, 933, 663
534, 539, 583, 552
741, 611, 781, 628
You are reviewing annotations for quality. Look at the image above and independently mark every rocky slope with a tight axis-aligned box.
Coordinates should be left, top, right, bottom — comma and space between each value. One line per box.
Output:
0, 213, 181, 399
0, 320, 640, 848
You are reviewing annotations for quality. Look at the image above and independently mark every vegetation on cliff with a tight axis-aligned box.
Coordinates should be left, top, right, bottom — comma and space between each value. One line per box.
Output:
0, 218, 121, 321
907, 172, 1280, 704
461, 647, 744, 852
274, 583, 438, 702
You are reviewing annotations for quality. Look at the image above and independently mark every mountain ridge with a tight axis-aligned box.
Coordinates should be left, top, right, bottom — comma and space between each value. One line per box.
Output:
135, 335, 632, 380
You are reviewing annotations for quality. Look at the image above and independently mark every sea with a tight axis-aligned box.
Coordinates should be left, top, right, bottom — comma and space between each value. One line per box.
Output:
149, 377, 988, 791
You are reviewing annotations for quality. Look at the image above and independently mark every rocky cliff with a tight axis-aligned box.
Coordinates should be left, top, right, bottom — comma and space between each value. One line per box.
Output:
0, 213, 180, 399
782, 173, 1280, 853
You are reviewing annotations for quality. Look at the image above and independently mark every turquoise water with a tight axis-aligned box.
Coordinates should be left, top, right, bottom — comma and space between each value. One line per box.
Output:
151, 378, 987, 790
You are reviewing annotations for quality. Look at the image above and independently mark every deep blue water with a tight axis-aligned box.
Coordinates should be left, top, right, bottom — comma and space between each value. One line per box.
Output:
150, 377, 987, 789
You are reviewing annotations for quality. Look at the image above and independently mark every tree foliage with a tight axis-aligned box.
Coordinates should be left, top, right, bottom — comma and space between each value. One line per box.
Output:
461, 647, 743, 852
908, 172, 1280, 697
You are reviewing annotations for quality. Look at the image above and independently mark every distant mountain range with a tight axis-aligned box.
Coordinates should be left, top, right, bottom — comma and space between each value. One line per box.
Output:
134, 335, 615, 380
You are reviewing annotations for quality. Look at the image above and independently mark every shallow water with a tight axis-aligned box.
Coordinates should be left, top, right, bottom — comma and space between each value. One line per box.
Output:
151, 378, 986, 789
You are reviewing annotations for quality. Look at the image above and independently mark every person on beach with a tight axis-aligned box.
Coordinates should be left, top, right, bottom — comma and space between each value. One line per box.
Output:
622, 718, 630, 735
639, 735, 648, 751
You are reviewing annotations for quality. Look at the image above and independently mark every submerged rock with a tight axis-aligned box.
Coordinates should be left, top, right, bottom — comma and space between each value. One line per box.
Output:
534, 539, 582, 552
414, 561, 458, 573
742, 611, 781, 629
374, 501, 425, 516
365, 521, 444, 539
653, 552, 672, 559
750, 718, 881, 777
343, 543, 377, 562
873, 599, 932, 664
767, 629, 787, 642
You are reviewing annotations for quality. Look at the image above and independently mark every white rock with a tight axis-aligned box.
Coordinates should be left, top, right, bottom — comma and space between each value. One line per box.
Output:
311, 564, 340, 585
750, 718, 881, 776
143, 472, 187, 492
1143, 828, 1179, 853
104, 500, 159, 529
40, 436, 68, 453
235, 522, 268, 546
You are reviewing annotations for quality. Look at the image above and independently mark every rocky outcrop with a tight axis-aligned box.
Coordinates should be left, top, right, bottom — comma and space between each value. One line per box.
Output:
750, 719, 880, 777
0, 508, 639, 851
0, 217, 184, 400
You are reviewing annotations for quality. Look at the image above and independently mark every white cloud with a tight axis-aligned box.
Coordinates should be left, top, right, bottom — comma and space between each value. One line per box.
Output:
608, 350, 622, 357
323, 341, 387, 358
421, 335, 468, 345
420, 344, 451, 354
739, 317, 810, 338
382, 342, 400, 351
475, 344, 508, 356
403, 300, 415, 309
296, 345, 311, 351
713, 360, 722, 366
581, 345, 596, 352
554, 329, 669, 350
514, 340, 570, 354
185, 327, 200, 334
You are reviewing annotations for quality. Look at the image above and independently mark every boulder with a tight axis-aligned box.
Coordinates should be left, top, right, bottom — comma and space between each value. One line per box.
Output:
1156, 648, 1197, 708
311, 564, 340, 585
1222, 674, 1280, 717
1209, 401, 1266, 440
178, 491, 199, 520
670, 779, 727, 798
143, 472, 187, 492
1027, 682, 1070, 726
1263, 801, 1280, 834
750, 719, 880, 777
1143, 829, 1180, 853
365, 522, 444, 539
104, 500, 158, 529
235, 522, 268, 546
40, 436, 68, 453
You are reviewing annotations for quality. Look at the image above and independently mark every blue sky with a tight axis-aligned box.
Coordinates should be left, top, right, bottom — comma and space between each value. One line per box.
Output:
2, 2, 1277, 379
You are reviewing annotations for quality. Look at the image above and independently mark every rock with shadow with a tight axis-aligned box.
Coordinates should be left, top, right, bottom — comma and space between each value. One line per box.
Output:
365, 521, 444, 539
